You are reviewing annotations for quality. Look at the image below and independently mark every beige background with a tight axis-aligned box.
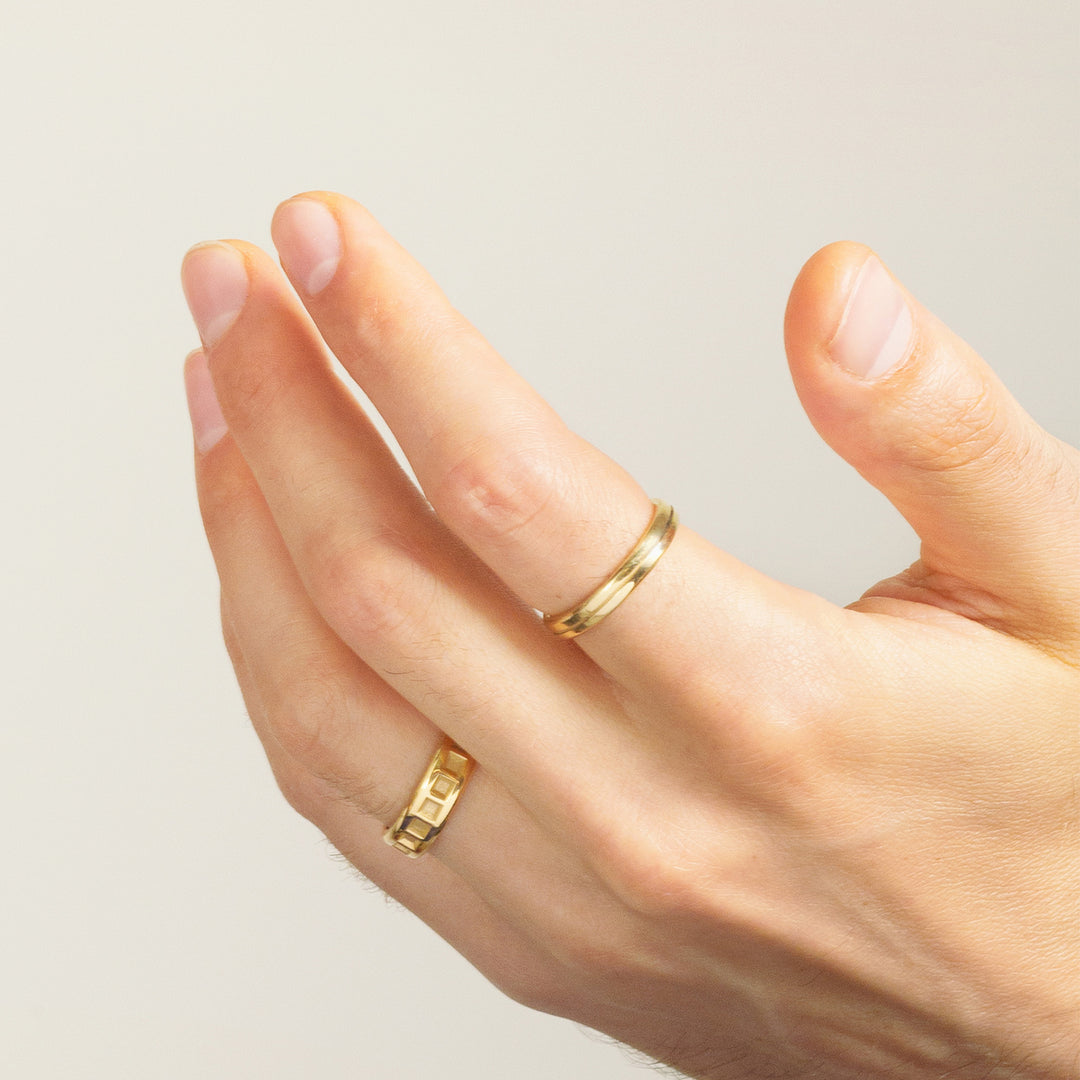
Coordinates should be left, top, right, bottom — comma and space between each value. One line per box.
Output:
1, 2, 1076, 1077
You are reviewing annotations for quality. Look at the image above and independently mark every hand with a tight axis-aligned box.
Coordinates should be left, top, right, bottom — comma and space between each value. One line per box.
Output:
182, 193, 1079, 1080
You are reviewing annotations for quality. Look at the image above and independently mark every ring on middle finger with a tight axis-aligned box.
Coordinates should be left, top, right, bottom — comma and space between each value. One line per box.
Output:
544, 499, 678, 640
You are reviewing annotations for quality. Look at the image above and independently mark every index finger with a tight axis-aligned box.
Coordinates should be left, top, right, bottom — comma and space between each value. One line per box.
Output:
269, 192, 824, 704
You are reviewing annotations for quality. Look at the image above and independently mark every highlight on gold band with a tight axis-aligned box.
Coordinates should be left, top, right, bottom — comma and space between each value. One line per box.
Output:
544, 499, 678, 640
384, 739, 475, 858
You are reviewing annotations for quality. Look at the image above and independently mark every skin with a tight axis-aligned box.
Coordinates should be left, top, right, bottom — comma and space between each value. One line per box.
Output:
181, 192, 1079, 1080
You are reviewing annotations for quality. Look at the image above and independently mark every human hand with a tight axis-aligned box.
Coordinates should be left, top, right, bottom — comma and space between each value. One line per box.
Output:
182, 193, 1079, 1080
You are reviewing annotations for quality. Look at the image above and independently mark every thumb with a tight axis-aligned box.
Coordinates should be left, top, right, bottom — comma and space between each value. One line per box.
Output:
784, 241, 1080, 653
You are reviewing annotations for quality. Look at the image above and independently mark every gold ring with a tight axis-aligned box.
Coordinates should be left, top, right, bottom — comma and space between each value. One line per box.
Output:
384, 739, 475, 858
544, 499, 678, 639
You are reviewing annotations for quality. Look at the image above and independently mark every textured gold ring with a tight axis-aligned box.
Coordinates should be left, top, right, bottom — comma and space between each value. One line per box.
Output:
384, 739, 475, 858
544, 499, 678, 640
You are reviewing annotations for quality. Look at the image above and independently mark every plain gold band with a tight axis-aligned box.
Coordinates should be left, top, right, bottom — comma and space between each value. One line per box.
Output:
384, 739, 475, 858
544, 500, 678, 640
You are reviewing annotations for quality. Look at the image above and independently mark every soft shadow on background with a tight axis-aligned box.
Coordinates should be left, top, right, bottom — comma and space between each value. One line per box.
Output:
1, 2, 1076, 1077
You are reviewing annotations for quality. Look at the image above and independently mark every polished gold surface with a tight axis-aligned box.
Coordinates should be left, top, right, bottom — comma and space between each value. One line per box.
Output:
544, 499, 678, 639
384, 740, 475, 858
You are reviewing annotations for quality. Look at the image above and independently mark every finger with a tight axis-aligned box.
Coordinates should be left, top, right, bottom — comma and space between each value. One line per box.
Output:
184, 348, 634, 909
185, 350, 445, 821
267, 195, 651, 632
219, 602, 567, 1018
205, 466, 644, 1026
268, 192, 827, 697
784, 242, 1080, 651
273, 780, 598, 1025
182, 243, 644, 831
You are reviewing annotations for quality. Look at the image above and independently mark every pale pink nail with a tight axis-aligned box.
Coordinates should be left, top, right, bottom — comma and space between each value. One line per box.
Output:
828, 255, 913, 380
271, 199, 342, 296
183, 349, 228, 453
181, 242, 249, 348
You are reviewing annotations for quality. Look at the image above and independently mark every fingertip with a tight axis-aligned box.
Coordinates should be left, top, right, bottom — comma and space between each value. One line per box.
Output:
183, 346, 206, 390
272, 192, 321, 237
183, 346, 228, 454
779, 240, 1077, 637
181, 238, 250, 273
275, 189, 341, 213
271, 196, 344, 297
783, 241, 874, 369
181, 241, 251, 349
272, 190, 371, 235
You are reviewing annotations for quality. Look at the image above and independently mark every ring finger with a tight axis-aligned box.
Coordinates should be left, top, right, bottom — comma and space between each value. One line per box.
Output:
218, 602, 583, 1021
186, 348, 628, 933
181, 245, 642, 834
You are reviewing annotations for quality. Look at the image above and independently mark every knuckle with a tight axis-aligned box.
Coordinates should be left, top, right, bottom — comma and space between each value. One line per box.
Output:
351, 285, 469, 360
209, 347, 292, 429
435, 436, 562, 550
264, 663, 352, 766
196, 454, 260, 535
305, 532, 426, 649
588, 823, 711, 926
549, 922, 643, 987
351, 289, 412, 349
582, 793, 764, 930
493, 967, 568, 1016
906, 369, 1016, 475
270, 759, 328, 822
264, 670, 397, 822
649, 637, 836, 811
608, 855, 703, 926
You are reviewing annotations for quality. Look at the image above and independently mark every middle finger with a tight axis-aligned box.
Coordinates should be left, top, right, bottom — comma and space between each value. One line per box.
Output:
267, 193, 833, 711
181, 241, 637, 832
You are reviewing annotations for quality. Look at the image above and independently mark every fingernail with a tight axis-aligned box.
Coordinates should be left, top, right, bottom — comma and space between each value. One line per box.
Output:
181, 242, 249, 348
828, 255, 913, 380
183, 349, 228, 453
272, 198, 342, 296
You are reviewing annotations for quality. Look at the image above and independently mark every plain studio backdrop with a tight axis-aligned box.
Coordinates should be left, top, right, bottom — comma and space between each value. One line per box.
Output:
0, 2, 1075, 1077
